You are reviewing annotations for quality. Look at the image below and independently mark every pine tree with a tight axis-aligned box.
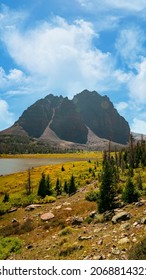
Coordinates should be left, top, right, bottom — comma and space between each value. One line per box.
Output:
55, 178, 62, 196
68, 174, 77, 195
64, 180, 69, 194
136, 174, 143, 191
37, 173, 46, 198
98, 159, 116, 213
122, 176, 139, 203
46, 174, 53, 196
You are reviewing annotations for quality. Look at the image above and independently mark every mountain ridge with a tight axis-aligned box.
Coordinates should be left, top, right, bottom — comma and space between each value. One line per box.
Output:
0, 90, 130, 149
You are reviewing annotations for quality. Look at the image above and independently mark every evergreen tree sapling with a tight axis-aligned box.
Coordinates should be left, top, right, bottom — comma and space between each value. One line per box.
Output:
37, 173, 46, 198
55, 178, 62, 196
68, 174, 77, 195
46, 174, 53, 196
64, 180, 69, 194
122, 176, 139, 203
98, 159, 116, 213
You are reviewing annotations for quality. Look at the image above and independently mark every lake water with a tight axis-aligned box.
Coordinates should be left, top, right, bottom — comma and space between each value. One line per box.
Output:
0, 157, 86, 176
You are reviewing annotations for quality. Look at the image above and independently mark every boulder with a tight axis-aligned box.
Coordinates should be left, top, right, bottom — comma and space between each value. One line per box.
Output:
120, 222, 130, 231
72, 216, 83, 226
40, 212, 54, 221
112, 211, 131, 224
103, 210, 115, 221
25, 204, 41, 211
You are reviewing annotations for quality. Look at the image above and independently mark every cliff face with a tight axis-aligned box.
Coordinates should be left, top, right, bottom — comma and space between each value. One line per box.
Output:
73, 90, 130, 144
0, 90, 130, 145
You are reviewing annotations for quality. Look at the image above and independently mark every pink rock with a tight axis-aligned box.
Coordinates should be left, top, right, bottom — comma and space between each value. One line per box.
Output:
41, 212, 54, 221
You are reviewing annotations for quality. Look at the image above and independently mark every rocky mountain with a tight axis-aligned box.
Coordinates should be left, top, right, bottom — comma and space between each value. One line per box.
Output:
0, 90, 130, 148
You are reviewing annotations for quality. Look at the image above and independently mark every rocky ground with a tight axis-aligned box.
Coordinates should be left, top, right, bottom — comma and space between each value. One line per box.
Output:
0, 184, 146, 260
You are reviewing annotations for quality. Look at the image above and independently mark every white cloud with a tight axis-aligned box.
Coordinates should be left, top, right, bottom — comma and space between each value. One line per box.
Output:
131, 118, 146, 134
0, 12, 128, 96
78, 0, 146, 12
0, 99, 14, 130
0, 67, 30, 94
115, 27, 145, 66
115, 102, 128, 112
128, 58, 146, 103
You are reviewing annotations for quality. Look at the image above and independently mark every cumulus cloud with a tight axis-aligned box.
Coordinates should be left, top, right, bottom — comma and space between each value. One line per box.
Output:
131, 118, 146, 134
0, 99, 14, 130
0, 11, 129, 96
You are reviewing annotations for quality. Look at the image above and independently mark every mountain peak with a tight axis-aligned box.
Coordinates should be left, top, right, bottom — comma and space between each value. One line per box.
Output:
0, 90, 130, 146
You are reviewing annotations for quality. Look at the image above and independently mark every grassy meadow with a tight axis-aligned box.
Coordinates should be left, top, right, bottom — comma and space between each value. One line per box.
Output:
0, 152, 102, 210
1, 151, 146, 260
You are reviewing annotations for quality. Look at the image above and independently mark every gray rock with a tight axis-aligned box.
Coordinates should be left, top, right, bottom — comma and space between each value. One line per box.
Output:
120, 222, 130, 231
135, 201, 144, 207
78, 235, 92, 241
112, 248, 121, 255
8, 208, 17, 213
72, 216, 83, 225
41, 212, 54, 221
25, 204, 41, 211
90, 211, 97, 218
112, 211, 131, 224
103, 210, 115, 221
97, 239, 103, 245
140, 217, 146, 224
92, 255, 103, 260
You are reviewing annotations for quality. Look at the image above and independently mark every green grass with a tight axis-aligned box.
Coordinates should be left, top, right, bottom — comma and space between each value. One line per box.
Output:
0, 237, 22, 260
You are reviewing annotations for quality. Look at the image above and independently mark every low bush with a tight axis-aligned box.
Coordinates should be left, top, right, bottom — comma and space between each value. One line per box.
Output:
0, 237, 22, 260
128, 237, 146, 259
0, 202, 11, 216
58, 226, 73, 236
85, 189, 99, 202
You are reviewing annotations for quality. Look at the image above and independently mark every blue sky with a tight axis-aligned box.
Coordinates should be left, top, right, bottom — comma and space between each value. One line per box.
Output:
0, 0, 146, 134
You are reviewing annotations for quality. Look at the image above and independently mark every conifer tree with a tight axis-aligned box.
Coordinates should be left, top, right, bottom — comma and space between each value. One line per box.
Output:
136, 174, 143, 191
122, 176, 139, 203
98, 159, 116, 213
46, 174, 53, 196
37, 173, 46, 198
68, 174, 77, 195
64, 180, 69, 194
55, 178, 62, 196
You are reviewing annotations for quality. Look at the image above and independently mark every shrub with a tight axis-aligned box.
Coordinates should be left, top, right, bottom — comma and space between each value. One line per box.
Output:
0, 237, 22, 260
85, 189, 99, 202
122, 176, 139, 203
0, 202, 11, 216
68, 175, 77, 196
3, 193, 9, 203
59, 245, 83, 257
58, 226, 73, 236
41, 196, 56, 204
129, 237, 146, 259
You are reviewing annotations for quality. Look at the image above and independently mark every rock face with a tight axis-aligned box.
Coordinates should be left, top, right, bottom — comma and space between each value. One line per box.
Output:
0, 90, 130, 145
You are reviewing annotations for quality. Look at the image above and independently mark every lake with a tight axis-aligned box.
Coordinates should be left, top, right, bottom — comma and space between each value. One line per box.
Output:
0, 157, 86, 176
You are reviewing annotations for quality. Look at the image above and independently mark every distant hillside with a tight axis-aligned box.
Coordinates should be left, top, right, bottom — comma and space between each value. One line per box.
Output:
0, 90, 130, 150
